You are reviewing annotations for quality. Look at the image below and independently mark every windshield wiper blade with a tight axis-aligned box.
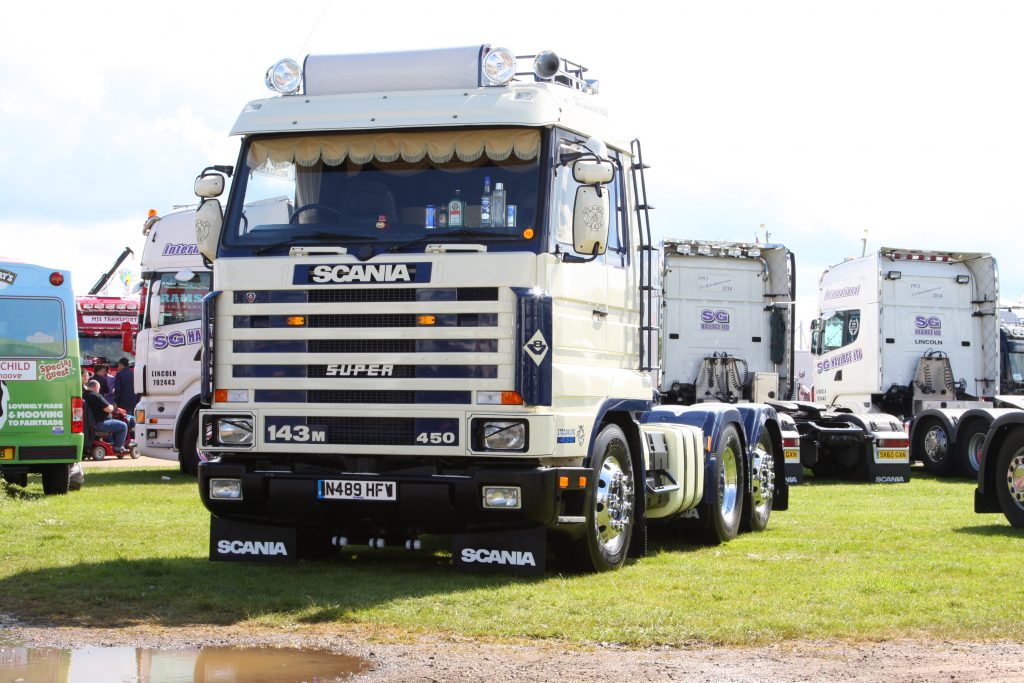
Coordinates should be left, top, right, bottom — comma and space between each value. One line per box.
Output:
387, 229, 522, 253
254, 231, 377, 256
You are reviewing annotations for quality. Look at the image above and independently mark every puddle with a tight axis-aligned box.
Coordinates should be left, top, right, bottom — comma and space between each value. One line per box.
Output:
0, 644, 369, 682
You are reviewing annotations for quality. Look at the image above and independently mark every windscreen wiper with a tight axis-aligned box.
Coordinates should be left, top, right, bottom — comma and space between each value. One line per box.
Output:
386, 229, 522, 253
254, 231, 377, 256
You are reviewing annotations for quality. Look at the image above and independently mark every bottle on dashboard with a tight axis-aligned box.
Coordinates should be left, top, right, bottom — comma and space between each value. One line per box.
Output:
480, 176, 492, 227
491, 182, 506, 228
448, 190, 465, 228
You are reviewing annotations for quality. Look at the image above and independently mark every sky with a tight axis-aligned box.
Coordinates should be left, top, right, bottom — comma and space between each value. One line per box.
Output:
2, 1, 1023, 346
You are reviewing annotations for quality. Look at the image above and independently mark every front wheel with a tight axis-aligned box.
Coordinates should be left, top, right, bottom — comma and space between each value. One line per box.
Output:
704, 424, 745, 545
563, 424, 635, 572
915, 418, 956, 475
90, 445, 107, 462
745, 432, 775, 532
994, 428, 1024, 528
955, 420, 989, 480
180, 417, 200, 476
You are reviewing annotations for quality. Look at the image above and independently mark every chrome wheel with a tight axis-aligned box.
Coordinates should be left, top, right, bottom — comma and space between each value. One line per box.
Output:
751, 440, 775, 519
1006, 449, 1024, 510
967, 432, 986, 473
719, 444, 740, 528
594, 454, 633, 556
923, 425, 948, 463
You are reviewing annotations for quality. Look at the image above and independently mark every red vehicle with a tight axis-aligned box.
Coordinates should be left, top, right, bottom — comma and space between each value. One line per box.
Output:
76, 295, 139, 371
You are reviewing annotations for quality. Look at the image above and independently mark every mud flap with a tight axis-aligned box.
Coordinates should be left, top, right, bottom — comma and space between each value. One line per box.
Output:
867, 461, 911, 484
784, 463, 804, 485
209, 515, 297, 564
452, 526, 546, 577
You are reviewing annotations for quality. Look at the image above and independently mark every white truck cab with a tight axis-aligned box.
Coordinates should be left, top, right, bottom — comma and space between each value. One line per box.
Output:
133, 209, 211, 473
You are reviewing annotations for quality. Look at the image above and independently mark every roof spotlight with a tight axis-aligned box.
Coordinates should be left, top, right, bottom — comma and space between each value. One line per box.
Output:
265, 58, 302, 94
482, 47, 516, 85
533, 50, 560, 80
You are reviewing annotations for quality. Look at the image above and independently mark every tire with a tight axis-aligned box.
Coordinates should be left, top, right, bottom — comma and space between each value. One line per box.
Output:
915, 418, 956, 475
994, 428, 1024, 528
563, 424, 636, 572
4, 472, 28, 487
90, 445, 107, 462
180, 417, 200, 476
41, 463, 71, 495
704, 424, 745, 545
744, 431, 775, 532
129, 444, 140, 459
955, 420, 989, 480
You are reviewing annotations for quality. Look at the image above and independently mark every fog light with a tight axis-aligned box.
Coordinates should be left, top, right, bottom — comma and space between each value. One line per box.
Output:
210, 478, 243, 500
217, 417, 253, 446
482, 421, 526, 450
482, 485, 521, 508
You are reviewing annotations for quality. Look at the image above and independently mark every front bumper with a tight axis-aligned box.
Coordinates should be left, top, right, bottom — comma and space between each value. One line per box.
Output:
198, 459, 589, 537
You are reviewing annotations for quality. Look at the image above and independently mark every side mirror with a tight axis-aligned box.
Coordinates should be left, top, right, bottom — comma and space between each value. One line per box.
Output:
194, 173, 225, 198
149, 279, 162, 329
195, 199, 224, 262
572, 159, 614, 185
121, 321, 134, 354
572, 186, 609, 256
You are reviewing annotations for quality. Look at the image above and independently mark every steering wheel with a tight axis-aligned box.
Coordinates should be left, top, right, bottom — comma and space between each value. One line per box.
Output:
289, 203, 348, 224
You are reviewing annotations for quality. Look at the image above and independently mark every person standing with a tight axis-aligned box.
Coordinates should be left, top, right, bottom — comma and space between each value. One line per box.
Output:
113, 358, 138, 414
91, 364, 115, 403
84, 379, 128, 453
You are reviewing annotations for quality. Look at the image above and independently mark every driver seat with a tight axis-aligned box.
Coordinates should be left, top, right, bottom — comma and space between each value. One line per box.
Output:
338, 178, 398, 225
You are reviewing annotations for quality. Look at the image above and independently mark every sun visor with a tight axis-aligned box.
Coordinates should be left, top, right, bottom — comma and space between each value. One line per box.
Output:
304, 46, 487, 95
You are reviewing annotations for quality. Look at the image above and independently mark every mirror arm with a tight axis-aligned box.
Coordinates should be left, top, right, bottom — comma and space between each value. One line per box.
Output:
558, 243, 600, 264
201, 164, 234, 178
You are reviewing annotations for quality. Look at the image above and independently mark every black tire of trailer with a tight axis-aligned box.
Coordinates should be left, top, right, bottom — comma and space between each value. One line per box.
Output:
41, 463, 71, 495
994, 427, 1024, 528
743, 431, 775, 532
3, 471, 28, 487
180, 415, 200, 477
559, 424, 635, 572
955, 419, 989, 480
704, 424, 745, 545
914, 417, 956, 475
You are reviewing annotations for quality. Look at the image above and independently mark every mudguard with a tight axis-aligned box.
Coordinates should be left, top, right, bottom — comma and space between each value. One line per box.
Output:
976, 410, 1024, 512
641, 403, 789, 524
954, 407, 1013, 445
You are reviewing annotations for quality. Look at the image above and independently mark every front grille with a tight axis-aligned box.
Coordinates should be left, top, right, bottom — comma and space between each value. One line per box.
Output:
255, 390, 471, 404
310, 417, 416, 445
308, 339, 416, 354
310, 314, 416, 328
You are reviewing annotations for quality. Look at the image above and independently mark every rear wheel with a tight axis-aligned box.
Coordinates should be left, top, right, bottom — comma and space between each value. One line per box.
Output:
180, 417, 200, 476
745, 432, 775, 532
562, 424, 635, 572
955, 420, 989, 480
994, 429, 1024, 528
90, 445, 106, 462
915, 418, 955, 475
41, 463, 71, 495
704, 424, 744, 544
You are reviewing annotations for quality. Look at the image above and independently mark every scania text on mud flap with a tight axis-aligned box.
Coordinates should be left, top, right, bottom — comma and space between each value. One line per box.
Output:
194, 45, 788, 573
0, 261, 84, 494
132, 209, 213, 475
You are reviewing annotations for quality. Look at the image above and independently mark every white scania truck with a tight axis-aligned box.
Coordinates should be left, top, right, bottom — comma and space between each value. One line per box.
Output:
189, 45, 789, 573
806, 248, 1001, 482
657, 239, 804, 483
132, 209, 211, 474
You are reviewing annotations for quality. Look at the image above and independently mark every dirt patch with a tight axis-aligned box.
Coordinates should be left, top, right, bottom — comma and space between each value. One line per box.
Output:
2, 617, 1021, 682
80, 454, 177, 470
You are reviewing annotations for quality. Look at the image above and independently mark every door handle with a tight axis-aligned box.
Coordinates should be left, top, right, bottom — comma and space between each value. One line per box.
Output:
592, 306, 609, 318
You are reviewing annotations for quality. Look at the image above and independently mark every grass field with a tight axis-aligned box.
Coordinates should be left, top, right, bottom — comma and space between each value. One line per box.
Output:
0, 467, 1020, 645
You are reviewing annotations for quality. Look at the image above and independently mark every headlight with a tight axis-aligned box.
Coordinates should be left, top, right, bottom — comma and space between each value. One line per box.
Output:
482, 486, 521, 509
209, 478, 243, 500
217, 418, 253, 446
481, 421, 526, 450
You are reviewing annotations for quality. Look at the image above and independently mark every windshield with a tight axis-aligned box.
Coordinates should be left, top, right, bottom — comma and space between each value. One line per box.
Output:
0, 297, 67, 358
80, 337, 131, 366
223, 129, 544, 256
1006, 341, 1024, 386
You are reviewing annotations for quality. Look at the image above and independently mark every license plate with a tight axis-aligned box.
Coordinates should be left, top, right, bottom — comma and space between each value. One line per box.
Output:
876, 449, 908, 461
317, 479, 397, 501
784, 449, 800, 463
0, 446, 13, 460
